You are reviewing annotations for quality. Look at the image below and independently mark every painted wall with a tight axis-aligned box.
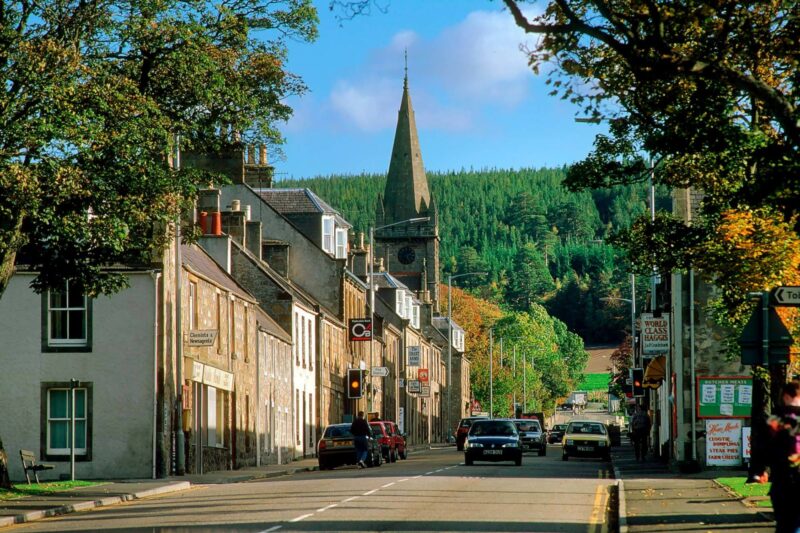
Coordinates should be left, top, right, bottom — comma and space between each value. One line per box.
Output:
0, 273, 157, 481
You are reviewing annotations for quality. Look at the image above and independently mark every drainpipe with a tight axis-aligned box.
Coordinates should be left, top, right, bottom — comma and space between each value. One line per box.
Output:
256, 327, 262, 468
690, 269, 697, 462
152, 271, 161, 479
174, 138, 186, 476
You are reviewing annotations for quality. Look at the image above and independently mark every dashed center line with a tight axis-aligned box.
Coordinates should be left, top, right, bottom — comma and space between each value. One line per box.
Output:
425, 471, 435, 475
342, 496, 359, 503
317, 504, 338, 512
289, 514, 313, 523
258, 526, 282, 533
363, 489, 378, 496
381, 482, 396, 488
397, 478, 409, 482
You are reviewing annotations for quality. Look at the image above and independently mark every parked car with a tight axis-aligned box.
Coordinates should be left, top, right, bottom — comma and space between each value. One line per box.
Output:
382, 420, 407, 459
561, 420, 611, 461
317, 423, 383, 470
455, 416, 489, 451
513, 418, 546, 456
370, 420, 397, 463
464, 419, 522, 466
548, 423, 567, 444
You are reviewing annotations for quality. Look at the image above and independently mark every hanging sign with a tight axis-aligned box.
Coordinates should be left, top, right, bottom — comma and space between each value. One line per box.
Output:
349, 319, 372, 341
188, 330, 218, 346
706, 419, 742, 466
407, 379, 421, 393
641, 313, 670, 355
408, 346, 420, 366
418, 368, 429, 383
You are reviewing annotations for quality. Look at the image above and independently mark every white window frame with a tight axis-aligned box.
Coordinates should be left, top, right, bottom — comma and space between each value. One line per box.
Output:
412, 304, 420, 329
322, 216, 335, 254
335, 228, 348, 259
47, 281, 88, 346
207, 385, 224, 447
405, 294, 412, 321
46, 388, 87, 455
188, 281, 197, 330
395, 290, 405, 317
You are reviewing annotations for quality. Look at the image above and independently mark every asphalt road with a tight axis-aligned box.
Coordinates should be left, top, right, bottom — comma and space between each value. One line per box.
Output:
11, 446, 615, 532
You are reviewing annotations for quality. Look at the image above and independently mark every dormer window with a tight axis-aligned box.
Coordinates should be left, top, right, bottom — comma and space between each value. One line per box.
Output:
412, 304, 420, 329
395, 290, 405, 317
335, 228, 348, 259
404, 294, 412, 321
322, 216, 334, 254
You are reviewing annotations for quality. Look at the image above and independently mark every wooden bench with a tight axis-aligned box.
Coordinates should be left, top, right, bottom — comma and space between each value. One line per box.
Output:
19, 450, 55, 484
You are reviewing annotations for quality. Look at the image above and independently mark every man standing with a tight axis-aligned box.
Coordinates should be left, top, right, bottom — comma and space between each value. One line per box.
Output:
754, 380, 800, 533
630, 405, 651, 462
350, 411, 371, 468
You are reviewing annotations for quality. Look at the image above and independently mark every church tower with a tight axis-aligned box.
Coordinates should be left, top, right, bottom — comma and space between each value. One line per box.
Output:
375, 71, 440, 310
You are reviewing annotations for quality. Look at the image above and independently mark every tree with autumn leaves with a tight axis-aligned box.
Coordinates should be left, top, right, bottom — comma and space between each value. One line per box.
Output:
444, 284, 588, 418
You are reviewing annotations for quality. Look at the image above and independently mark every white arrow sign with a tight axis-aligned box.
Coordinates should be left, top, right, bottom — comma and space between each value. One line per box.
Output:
773, 286, 800, 306
371, 366, 389, 377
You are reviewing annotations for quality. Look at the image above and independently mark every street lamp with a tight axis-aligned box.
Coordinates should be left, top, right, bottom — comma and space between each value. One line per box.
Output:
368, 217, 430, 413
447, 271, 487, 441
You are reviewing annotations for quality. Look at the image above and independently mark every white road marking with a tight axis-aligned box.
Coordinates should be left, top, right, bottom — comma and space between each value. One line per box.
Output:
434, 469, 444, 473
397, 478, 409, 482
317, 504, 338, 512
412, 475, 422, 479
363, 489, 378, 495
381, 482, 395, 488
290, 514, 313, 523
425, 471, 435, 475
258, 527, 282, 533
342, 496, 359, 503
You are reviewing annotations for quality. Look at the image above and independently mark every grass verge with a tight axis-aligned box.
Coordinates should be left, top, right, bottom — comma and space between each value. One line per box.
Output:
579, 372, 610, 391
716, 477, 772, 508
0, 481, 102, 501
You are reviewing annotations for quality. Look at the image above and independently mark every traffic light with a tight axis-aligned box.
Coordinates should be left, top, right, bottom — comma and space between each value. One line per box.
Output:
347, 368, 364, 399
632, 368, 644, 397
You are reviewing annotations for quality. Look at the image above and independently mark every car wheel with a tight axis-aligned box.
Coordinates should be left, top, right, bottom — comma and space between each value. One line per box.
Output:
400, 448, 407, 459
539, 446, 546, 457
391, 449, 398, 462
375, 450, 382, 467
562, 453, 568, 461
465, 456, 473, 466
515, 455, 522, 466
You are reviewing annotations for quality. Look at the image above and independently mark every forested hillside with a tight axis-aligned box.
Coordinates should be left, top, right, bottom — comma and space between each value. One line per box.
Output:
276, 168, 669, 344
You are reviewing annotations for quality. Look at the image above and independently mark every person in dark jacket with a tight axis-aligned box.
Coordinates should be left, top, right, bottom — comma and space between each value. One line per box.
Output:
350, 411, 371, 468
630, 405, 651, 461
758, 380, 800, 533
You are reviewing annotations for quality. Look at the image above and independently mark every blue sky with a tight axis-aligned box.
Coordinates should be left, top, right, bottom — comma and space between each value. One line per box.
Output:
276, 0, 607, 180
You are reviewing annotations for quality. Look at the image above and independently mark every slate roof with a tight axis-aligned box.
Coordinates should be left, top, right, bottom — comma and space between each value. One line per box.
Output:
181, 244, 255, 303
253, 305, 291, 343
256, 188, 351, 228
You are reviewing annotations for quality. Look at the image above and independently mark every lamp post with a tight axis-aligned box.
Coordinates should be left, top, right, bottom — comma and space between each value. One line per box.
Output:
368, 217, 429, 413
447, 271, 487, 441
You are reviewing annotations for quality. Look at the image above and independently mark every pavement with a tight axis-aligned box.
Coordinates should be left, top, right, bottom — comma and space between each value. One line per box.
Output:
0, 443, 445, 528
612, 436, 775, 532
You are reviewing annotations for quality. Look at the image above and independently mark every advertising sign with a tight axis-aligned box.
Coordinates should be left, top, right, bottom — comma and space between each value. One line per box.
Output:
349, 319, 372, 341
697, 376, 752, 418
203, 364, 234, 392
188, 330, 218, 346
408, 346, 420, 366
742, 426, 752, 460
641, 313, 670, 355
418, 368, 429, 383
407, 379, 421, 393
706, 419, 742, 466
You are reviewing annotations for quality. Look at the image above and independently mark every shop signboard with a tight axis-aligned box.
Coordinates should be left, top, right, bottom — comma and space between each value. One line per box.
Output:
706, 419, 742, 466
697, 376, 752, 418
641, 313, 670, 355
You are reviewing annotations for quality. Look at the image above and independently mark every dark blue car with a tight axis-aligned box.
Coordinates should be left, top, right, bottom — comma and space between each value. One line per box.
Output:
463, 419, 522, 466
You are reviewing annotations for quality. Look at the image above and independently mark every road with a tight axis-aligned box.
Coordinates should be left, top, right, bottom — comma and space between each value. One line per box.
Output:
10, 446, 615, 532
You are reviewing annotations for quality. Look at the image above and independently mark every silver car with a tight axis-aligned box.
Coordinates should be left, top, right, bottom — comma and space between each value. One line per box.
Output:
513, 418, 546, 456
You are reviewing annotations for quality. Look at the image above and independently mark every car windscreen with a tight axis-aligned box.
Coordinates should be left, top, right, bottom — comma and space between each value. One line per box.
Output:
324, 426, 353, 438
567, 423, 606, 435
370, 425, 384, 437
553, 424, 567, 431
469, 421, 517, 437
515, 421, 541, 432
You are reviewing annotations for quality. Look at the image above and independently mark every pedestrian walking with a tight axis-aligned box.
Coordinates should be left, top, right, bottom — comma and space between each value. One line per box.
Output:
630, 405, 651, 462
754, 380, 800, 533
350, 411, 371, 468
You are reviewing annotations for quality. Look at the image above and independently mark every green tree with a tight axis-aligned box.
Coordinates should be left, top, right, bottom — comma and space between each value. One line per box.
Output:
506, 243, 555, 310
0, 0, 317, 490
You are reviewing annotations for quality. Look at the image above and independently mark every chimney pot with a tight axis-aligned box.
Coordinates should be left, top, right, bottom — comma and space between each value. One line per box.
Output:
230, 199, 241, 212
244, 205, 251, 221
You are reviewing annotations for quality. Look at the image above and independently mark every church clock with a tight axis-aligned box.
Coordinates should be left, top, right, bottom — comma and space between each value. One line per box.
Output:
397, 246, 416, 265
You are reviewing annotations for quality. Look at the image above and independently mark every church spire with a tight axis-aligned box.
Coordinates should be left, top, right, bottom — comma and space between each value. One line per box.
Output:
380, 64, 433, 225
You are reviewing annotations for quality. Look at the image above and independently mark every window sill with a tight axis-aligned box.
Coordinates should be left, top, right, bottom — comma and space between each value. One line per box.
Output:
43, 345, 92, 353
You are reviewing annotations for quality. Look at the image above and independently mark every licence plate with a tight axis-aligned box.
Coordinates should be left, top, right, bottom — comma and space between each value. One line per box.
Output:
577, 446, 594, 452
483, 449, 502, 455
334, 441, 352, 447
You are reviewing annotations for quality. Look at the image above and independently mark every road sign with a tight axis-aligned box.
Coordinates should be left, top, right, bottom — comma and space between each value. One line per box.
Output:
418, 368, 429, 383
772, 286, 800, 306
738, 306, 794, 365
371, 366, 389, 377
407, 379, 421, 393
349, 319, 372, 341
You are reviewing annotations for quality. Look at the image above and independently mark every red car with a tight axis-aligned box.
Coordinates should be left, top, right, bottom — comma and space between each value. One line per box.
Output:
370, 421, 398, 462
382, 420, 407, 460
456, 416, 488, 451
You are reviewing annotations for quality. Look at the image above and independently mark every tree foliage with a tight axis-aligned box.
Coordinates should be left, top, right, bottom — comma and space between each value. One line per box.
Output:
0, 0, 318, 298
503, 0, 800, 325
